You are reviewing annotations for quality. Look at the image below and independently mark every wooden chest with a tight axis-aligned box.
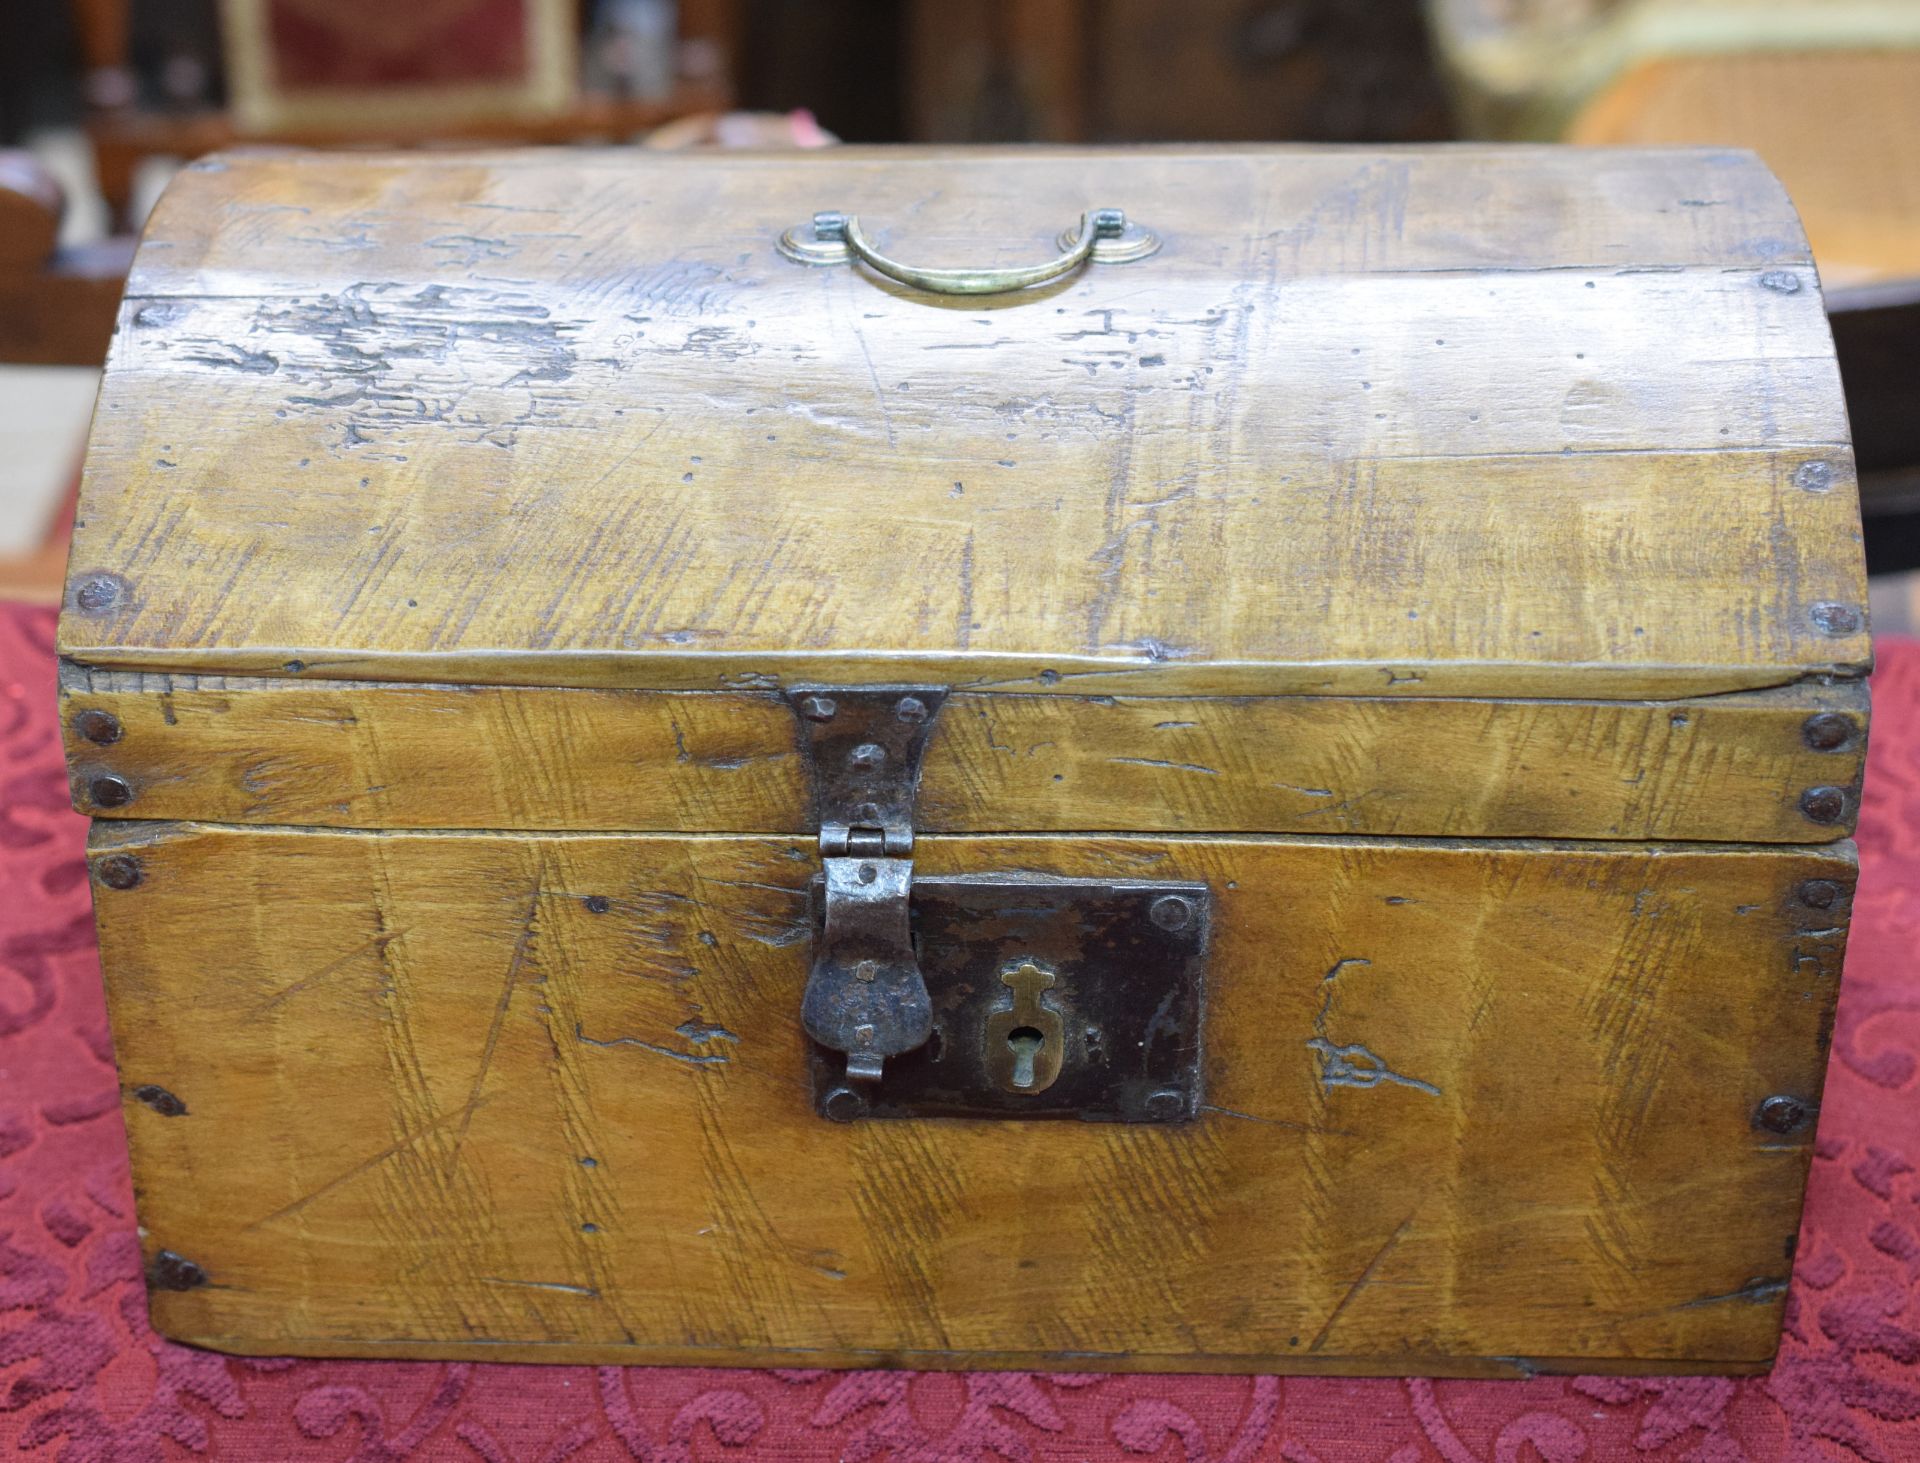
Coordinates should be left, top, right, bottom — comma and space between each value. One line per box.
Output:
59, 145, 1868, 1377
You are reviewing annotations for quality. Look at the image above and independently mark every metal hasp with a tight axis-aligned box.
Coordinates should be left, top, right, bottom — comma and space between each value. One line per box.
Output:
786, 687, 950, 1096
807, 876, 1211, 1122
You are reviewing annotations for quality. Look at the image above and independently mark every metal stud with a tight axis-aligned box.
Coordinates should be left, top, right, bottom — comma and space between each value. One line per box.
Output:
1145, 1088, 1186, 1120
1794, 461, 1835, 493
1150, 895, 1193, 931
1800, 786, 1849, 825
88, 774, 134, 809
821, 1085, 868, 1123
1797, 879, 1841, 910
72, 575, 123, 613
1801, 713, 1857, 751
147, 1250, 209, 1291
1808, 602, 1863, 637
72, 708, 123, 745
95, 854, 143, 890
1756, 1095, 1812, 1135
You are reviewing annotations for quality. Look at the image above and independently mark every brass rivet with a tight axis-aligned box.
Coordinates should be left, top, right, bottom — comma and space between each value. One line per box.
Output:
95, 854, 143, 890
1801, 713, 1857, 751
1756, 1095, 1812, 1135
1800, 786, 1849, 824
73, 708, 123, 745
88, 774, 135, 809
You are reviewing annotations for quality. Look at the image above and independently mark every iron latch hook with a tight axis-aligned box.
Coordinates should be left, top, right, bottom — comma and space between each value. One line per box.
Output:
786, 687, 948, 1104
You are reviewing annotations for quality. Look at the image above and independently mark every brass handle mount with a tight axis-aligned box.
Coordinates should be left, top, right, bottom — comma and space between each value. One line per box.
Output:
778, 208, 1159, 295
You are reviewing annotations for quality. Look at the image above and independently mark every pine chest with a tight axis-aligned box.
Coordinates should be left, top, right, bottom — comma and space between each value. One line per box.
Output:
60, 145, 1868, 1376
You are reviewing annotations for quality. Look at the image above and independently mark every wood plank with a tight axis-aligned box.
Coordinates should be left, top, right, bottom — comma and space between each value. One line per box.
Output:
91, 822, 1850, 1373
60, 670, 1868, 842
56, 147, 1867, 699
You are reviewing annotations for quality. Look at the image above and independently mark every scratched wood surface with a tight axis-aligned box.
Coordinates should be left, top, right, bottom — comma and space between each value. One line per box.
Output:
58, 145, 1868, 699
92, 822, 1850, 1374
61, 668, 1867, 842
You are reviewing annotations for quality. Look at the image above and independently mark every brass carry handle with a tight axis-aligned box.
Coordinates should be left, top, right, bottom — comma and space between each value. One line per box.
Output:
777, 208, 1160, 294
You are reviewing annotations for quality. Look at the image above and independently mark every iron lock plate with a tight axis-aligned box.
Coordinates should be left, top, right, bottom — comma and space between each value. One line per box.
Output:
806, 876, 1210, 1122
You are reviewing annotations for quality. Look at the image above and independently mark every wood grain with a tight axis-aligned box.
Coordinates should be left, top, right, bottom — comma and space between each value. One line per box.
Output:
92, 821, 1851, 1373
57, 146, 1868, 698
61, 668, 1867, 842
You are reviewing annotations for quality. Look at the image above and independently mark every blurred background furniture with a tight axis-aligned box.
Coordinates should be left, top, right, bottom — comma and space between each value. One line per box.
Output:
0, 151, 128, 368
1430, 0, 1920, 286
0, 153, 124, 601
69, 0, 739, 230
905, 0, 1451, 144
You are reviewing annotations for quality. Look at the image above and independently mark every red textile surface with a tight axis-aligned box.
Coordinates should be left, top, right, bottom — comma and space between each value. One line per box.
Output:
3, 598, 1918, 1462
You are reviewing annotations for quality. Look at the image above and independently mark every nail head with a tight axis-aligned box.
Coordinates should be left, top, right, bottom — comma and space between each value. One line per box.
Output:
73, 575, 124, 613
1808, 602, 1863, 637
1145, 1088, 1186, 1120
88, 774, 134, 809
1794, 460, 1835, 493
1150, 895, 1193, 931
1801, 713, 1857, 751
148, 1249, 208, 1291
96, 854, 143, 890
1800, 786, 1849, 825
1797, 878, 1841, 910
1756, 1095, 1812, 1136
73, 708, 123, 745
822, 1085, 867, 1123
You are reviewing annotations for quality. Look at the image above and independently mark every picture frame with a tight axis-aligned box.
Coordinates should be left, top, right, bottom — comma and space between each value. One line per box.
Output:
220, 0, 578, 134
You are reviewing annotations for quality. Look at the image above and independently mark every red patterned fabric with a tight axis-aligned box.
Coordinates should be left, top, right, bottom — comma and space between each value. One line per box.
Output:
4, 597, 1919, 1461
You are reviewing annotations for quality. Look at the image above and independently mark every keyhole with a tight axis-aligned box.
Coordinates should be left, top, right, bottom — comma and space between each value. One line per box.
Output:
984, 961, 1065, 1095
1006, 1026, 1045, 1089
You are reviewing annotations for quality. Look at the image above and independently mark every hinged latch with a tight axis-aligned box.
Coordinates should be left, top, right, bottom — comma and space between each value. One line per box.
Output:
786, 686, 949, 1097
